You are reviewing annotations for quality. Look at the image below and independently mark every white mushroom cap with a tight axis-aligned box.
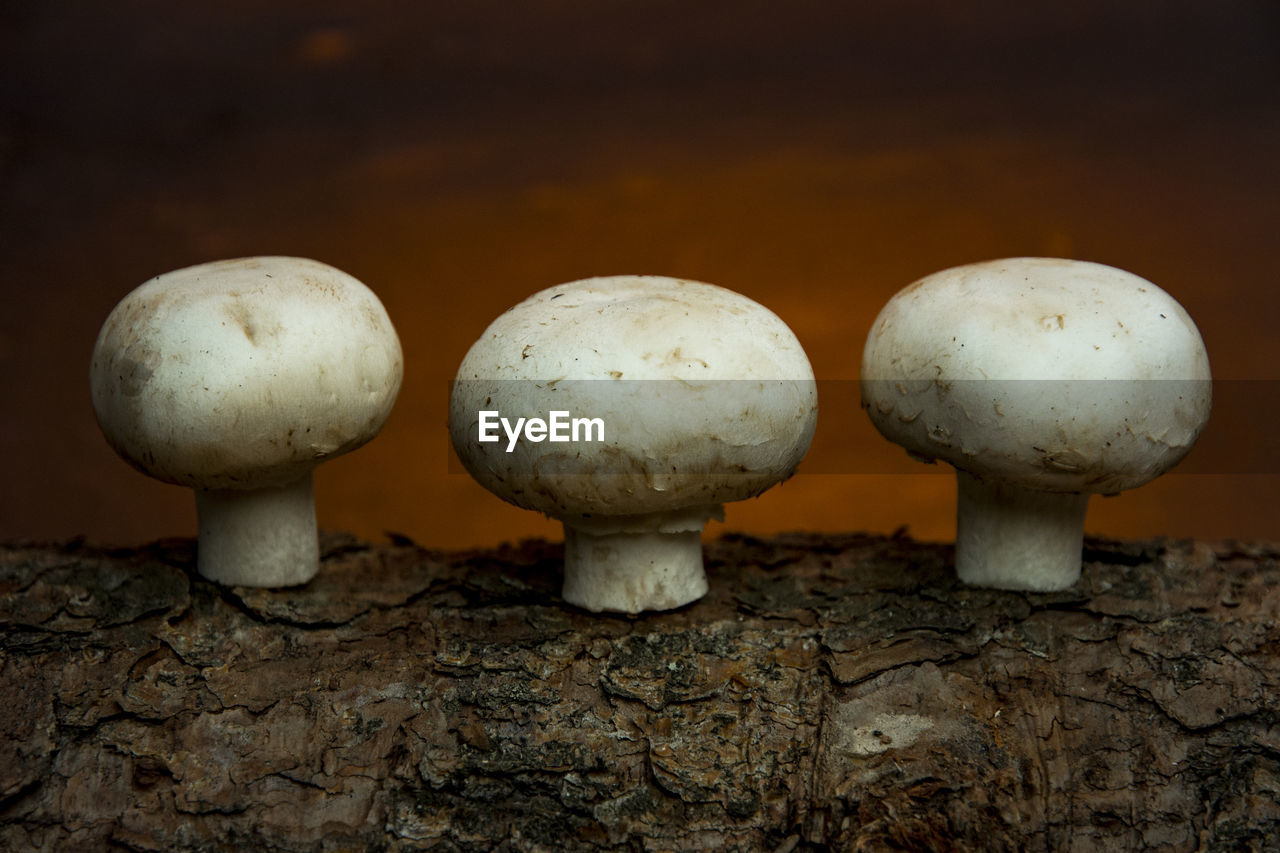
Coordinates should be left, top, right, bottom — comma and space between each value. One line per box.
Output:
451, 275, 817, 521
91, 256, 403, 490
450, 275, 817, 612
861, 258, 1211, 495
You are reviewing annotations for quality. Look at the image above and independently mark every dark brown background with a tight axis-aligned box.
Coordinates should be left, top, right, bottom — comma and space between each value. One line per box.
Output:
2, 1, 1277, 549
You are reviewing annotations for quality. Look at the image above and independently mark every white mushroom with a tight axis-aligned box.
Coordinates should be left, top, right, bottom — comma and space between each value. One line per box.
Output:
449, 275, 818, 613
861, 258, 1211, 591
90, 257, 403, 587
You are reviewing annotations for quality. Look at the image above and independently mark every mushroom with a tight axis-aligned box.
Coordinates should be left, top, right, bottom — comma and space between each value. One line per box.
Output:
861, 258, 1211, 591
449, 275, 818, 613
90, 256, 403, 587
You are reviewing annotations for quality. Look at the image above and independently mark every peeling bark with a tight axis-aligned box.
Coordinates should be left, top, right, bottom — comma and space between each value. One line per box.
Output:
1, 532, 1278, 851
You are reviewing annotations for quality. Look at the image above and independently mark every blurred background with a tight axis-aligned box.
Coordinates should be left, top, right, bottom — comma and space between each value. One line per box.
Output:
2, 1, 1277, 550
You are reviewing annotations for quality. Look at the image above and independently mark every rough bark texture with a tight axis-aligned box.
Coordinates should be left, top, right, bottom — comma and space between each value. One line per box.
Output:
1, 531, 1278, 851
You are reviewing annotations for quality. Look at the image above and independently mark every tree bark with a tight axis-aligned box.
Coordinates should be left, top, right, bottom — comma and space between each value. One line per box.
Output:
1, 531, 1277, 851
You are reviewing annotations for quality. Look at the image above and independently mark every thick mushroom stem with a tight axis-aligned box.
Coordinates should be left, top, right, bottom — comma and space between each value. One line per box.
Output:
561, 525, 709, 613
194, 474, 319, 587
954, 470, 1091, 591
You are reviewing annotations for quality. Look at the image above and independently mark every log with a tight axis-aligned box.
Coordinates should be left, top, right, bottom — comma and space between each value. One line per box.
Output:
1, 531, 1277, 851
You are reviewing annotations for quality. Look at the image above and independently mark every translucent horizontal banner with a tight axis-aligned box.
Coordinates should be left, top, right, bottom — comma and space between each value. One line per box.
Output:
446, 379, 1278, 476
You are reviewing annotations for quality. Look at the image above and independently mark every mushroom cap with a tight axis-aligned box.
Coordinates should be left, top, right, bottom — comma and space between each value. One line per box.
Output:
90, 257, 403, 489
450, 276, 818, 521
861, 258, 1211, 494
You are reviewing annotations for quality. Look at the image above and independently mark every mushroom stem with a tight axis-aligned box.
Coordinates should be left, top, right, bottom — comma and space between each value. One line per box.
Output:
561, 525, 709, 614
954, 470, 1090, 591
194, 474, 319, 587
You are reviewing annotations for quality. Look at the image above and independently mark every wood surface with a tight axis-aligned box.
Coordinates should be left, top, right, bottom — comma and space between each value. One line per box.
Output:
2, 532, 1277, 851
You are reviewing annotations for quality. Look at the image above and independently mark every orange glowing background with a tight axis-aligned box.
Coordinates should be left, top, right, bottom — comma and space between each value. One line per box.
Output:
2, 2, 1277, 549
